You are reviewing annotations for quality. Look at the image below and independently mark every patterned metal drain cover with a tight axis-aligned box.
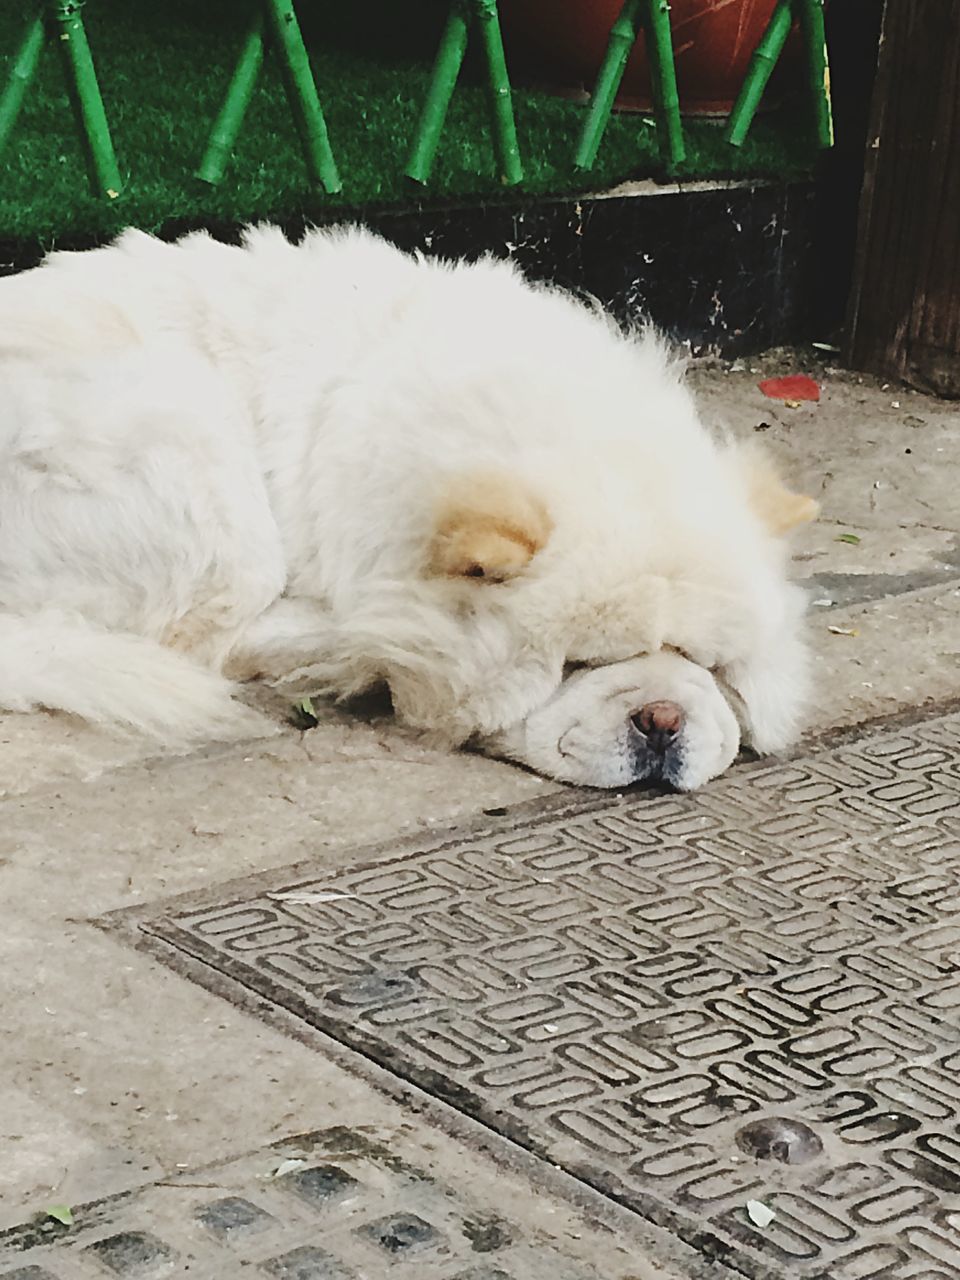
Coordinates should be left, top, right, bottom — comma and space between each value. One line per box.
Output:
104, 714, 960, 1279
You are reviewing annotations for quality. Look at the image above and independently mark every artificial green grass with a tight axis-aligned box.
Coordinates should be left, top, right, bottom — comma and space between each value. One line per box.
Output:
0, 0, 819, 244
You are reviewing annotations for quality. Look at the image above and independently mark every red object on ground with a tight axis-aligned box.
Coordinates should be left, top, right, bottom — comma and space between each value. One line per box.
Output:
758, 375, 821, 401
498, 0, 797, 116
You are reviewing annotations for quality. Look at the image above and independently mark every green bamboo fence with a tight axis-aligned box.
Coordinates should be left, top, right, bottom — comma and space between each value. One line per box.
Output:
0, 0, 833, 205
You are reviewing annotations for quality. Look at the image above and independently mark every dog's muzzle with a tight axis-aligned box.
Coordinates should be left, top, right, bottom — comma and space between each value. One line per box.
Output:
629, 699, 686, 787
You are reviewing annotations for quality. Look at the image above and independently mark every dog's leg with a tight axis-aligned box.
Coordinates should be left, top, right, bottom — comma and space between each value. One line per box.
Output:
225, 597, 342, 684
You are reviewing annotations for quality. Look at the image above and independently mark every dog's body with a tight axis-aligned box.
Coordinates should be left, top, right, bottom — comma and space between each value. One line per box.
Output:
0, 225, 815, 788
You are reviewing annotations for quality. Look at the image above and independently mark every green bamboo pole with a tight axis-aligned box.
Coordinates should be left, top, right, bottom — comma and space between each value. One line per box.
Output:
197, 1, 340, 191
474, 0, 522, 185
724, 0, 793, 147
407, 0, 523, 186
796, 0, 833, 148
575, 0, 684, 171
196, 15, 265, 185
0, 14, 44, 161
642, 0, 685, 166
50, 0, 122, 197
265, 0, 341, 193
406, 1, 470, 184
574, 0, 642, 170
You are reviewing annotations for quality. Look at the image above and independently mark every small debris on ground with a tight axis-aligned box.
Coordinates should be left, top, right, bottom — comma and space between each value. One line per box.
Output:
290, 697, 320, 730
758, 375, 821, 402
746, 1199, 776, 1229
43, 1206, 73, 1226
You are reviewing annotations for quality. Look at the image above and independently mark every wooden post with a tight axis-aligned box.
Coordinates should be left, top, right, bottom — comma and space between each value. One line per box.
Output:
846, 0, 960, 396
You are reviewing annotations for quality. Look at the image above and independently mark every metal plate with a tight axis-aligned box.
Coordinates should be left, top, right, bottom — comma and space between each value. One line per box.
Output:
0, 1125, 621, 1279
105, 714, 960, 1279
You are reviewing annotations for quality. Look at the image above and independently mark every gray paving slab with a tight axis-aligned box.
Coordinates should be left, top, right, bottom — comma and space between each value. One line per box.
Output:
3, 357, 960, 1280
0, 1124, 657, 1280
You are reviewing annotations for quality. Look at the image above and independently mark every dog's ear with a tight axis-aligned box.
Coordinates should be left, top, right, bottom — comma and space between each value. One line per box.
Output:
427, 470, 553, 581
738, 445, 819, 536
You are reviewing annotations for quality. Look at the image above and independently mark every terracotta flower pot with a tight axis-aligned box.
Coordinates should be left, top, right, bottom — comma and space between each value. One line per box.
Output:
499, 0, 797, 116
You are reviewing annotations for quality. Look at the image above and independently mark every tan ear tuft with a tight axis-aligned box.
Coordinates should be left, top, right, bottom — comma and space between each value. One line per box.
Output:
739, 446, 819, 536
428, 471, 553, 582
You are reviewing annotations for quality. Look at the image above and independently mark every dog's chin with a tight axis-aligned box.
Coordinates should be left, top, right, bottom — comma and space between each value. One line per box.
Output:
539, 735, 710, 792
634, 741, 689, 791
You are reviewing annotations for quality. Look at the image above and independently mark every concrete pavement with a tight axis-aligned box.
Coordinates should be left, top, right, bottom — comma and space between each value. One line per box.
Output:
1, 357, 958, 1277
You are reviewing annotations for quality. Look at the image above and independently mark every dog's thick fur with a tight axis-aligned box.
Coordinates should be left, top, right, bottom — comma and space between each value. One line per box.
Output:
0, 225, 816, 789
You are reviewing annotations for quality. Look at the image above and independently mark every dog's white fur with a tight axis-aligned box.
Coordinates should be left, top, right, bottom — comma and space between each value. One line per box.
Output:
0, 225, 815, 789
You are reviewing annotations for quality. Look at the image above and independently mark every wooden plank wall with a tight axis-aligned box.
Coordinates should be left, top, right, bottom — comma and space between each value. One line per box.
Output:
846, 0, 960, 396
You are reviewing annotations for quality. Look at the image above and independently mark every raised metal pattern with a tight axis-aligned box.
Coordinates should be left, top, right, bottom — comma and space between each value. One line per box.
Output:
0, 1128, 604, 1279
124, 715, 960, 1278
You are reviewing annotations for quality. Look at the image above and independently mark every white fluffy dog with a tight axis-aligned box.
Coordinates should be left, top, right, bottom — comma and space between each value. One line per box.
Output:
0, 225, 817, 790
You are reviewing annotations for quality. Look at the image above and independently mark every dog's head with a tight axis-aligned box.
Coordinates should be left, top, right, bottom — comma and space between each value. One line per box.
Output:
409, 449, 816, 791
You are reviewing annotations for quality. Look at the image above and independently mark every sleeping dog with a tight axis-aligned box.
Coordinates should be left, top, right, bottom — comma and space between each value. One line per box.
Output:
0, 225, 817, 789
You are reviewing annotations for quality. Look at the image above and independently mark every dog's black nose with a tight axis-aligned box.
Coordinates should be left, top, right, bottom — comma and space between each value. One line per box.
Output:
631, 700, 684, 755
